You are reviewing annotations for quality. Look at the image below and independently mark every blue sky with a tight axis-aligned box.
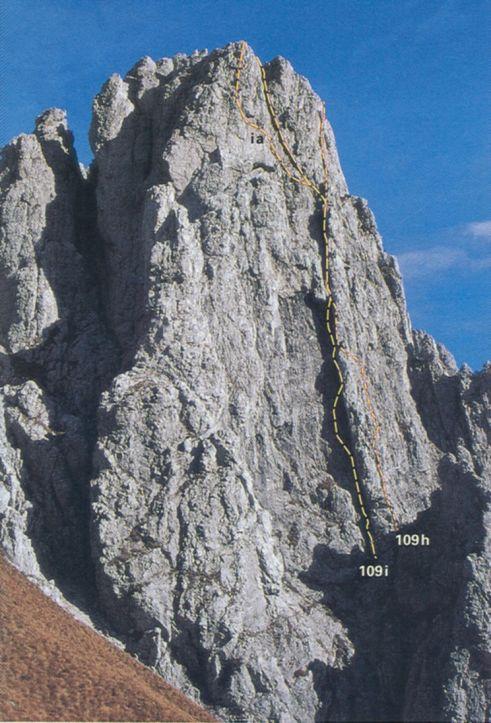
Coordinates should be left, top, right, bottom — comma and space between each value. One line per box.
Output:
1, 0, 489, 368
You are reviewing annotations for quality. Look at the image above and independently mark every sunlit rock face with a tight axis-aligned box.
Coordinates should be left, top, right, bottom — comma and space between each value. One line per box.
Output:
1, 43, 489, 722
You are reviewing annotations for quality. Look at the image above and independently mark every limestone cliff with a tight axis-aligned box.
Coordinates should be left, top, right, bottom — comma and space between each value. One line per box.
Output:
0, 42, 489, 722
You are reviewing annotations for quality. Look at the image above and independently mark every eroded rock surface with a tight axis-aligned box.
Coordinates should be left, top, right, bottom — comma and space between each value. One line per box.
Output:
1, 43, 489, 722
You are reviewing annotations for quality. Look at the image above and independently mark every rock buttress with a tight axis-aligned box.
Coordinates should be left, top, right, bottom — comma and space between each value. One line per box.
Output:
1, 43, 489, 722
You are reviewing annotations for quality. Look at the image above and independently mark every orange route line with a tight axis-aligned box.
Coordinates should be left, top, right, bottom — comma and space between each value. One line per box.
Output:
256, 62, 319, 196
341, 346, 399, 530
233, 41, 390, 558
318, 133, 378, 558
318, 114, 398, 532
233, 42, 312, 192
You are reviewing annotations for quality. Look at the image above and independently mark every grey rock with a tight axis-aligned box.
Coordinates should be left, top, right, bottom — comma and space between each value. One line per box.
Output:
0, 42, 489, 722
0, 106, 117, 604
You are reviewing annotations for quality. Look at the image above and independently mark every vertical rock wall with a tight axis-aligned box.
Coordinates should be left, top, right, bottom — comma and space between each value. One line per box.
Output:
0, 42, 489, 722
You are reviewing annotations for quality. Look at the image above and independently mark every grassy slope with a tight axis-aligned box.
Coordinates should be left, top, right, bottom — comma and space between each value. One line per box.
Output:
0, 555, 216, 722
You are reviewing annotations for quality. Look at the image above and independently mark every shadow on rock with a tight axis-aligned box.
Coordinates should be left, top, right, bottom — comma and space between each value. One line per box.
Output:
301, 455, 488, 722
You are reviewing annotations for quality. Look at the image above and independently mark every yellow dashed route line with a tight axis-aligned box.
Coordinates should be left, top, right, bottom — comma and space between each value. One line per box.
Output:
234, 43, 313, 192
257, 62, 320, 196
341, 346, 399, 530
320, 114, 398, 534
233, 41, 399, 558
319, 117, 398, 533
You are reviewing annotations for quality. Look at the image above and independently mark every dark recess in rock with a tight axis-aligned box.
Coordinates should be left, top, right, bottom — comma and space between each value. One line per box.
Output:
0, 42, 489, 722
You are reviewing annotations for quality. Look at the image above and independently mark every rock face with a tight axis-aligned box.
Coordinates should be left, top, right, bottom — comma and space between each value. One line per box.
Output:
0, 42, 489, 722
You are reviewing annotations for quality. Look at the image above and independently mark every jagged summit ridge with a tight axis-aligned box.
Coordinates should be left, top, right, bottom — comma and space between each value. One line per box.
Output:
0, 43, 489, 722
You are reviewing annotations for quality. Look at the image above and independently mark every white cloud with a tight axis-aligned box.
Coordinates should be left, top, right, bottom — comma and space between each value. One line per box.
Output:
464, 220, 491, 241
396, 219, 491, 282
397, 244, 491, 280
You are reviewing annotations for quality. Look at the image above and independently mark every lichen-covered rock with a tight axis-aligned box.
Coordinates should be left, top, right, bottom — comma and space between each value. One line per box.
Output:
0, 42, 489, 722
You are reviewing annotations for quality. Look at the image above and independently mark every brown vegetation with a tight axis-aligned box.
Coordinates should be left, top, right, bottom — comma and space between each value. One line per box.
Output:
0, 555, 216, 722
